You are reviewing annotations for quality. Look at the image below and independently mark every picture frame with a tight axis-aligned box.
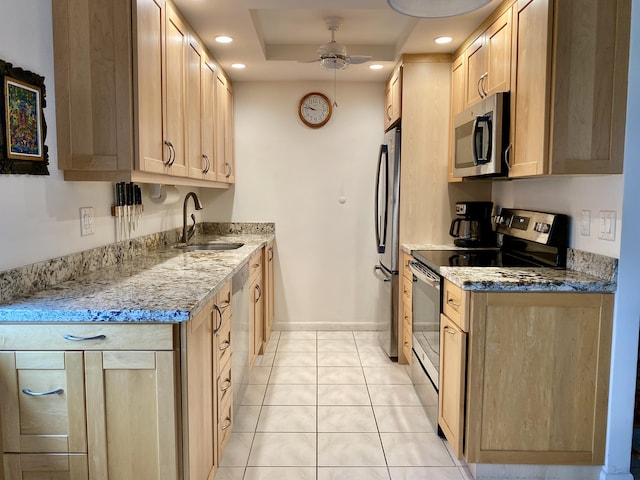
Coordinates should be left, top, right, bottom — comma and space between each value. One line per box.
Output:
0, 59, 49, 175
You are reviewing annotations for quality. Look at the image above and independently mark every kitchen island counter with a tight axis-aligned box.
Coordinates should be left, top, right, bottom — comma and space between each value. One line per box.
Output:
0, 232, 274, 323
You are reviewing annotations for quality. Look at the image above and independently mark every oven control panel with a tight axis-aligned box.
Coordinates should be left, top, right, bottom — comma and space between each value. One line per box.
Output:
494, 209, 567, 247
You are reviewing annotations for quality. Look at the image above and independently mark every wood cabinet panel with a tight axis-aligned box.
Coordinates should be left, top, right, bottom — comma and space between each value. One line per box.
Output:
465, 36, 485, 107
3, 453, 88, 480
215, 73, 235, 184
438, 314, 467, 459
384, 65, 402, 130
465, 292, 613, 464
449, 54, 465, 183
442, 280, 467, 331
485, 9, 512, 96
84, 350, 178, 479
264, 242, 275, 346
0, 352, 86, 454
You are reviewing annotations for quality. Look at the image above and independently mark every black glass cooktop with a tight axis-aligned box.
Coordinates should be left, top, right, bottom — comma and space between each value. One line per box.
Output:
412, 249, 540, 274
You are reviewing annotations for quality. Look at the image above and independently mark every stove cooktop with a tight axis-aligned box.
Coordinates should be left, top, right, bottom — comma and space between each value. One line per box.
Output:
412, 249, 541, 274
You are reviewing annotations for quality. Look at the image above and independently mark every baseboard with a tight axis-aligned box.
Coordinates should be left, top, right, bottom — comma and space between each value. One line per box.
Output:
272, 321, 380, 331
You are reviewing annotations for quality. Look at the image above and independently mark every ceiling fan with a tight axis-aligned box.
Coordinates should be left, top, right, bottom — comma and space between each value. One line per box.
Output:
303, 16, 372, 70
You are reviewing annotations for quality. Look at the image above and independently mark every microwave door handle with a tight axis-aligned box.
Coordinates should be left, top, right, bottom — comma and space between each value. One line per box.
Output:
473, 115, 492, 165
374, 144, 389, 253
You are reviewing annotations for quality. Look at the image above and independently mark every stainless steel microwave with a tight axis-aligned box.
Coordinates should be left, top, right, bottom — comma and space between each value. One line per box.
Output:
453, 92, 510, 179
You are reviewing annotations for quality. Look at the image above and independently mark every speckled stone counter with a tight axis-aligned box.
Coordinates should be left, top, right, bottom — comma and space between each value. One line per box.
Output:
404, 243, 617, 293
0, 231, 274, 323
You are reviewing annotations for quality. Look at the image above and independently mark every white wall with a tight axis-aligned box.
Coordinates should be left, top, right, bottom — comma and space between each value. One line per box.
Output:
492, 175, 623, 258
0, 0, 196, 272
200, 81, 383, 329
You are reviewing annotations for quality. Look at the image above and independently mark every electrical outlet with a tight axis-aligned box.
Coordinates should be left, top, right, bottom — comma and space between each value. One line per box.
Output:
80, 207, 95, 236
580, 210, 591, 236
598, 210, 616, 241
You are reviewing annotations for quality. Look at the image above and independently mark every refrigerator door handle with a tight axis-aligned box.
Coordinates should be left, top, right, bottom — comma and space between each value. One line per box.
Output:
374, 144, 389, 254
373, 265, 392, 282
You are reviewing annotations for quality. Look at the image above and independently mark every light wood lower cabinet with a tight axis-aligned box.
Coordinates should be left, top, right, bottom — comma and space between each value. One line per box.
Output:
399, 252, 413, 365
0, 295, 238, 480
438, 280, 614, 465
263, 241, 275, 348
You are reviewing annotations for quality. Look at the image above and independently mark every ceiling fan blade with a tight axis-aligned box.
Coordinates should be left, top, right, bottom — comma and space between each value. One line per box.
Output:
298, 58, 321, 64
348, 55, 372, 65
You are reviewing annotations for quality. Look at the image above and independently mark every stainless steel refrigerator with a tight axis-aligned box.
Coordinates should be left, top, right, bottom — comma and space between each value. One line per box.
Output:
374, 126, 400, 358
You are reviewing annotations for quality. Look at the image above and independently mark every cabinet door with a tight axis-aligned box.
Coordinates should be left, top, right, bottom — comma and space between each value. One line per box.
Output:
390, 67, 402, 125
438, 314, 467, 460
509, 0, 553, 177
485, 8, 512, 95
263, 242, 275, 347
163, 4, 188, 177
135, 0, 166, 174
252, 278, 264, 360
215, 73, 235, 184
383, 81, 393, 130
465, 35, 486, 107
184, 303, 217, 480
201, 59, 218, 181
186, 37, 204, 179
3, 453, 88, 480
84, 351, 178, 480
465, 292, 613, 464
449, 54, 465, 183
0, 352, 86, 454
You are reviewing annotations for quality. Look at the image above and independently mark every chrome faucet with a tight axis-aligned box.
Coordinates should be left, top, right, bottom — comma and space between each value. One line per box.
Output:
182, 192, 203, 244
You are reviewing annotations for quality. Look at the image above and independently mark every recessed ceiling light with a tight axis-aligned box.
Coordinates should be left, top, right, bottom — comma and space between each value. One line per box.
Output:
369, 64, 384, 70
215, 36, 233, 44
434, 36, 453, 44
231, 63, 246, 69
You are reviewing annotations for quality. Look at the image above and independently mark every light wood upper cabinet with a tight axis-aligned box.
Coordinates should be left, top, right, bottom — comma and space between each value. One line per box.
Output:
52, 0, 233, 188
201, 60, 218, 181
384, 65, 402, 130
464, 8, 512, 108
510, 0, 630, 177
449, 55, 465, 183
216, 73, 235, 184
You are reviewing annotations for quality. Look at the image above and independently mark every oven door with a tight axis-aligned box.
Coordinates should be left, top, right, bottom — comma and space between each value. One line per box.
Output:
408, 261, 441, 387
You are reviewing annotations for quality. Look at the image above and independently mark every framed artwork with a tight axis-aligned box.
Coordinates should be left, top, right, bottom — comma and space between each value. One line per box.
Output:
0, 59, 49, 175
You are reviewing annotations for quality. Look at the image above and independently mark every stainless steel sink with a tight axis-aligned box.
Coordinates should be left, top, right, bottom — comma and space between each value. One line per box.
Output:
176, 242, 245, 251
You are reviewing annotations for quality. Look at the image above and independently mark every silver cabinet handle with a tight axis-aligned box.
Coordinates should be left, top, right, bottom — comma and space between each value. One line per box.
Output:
64, 334, 106, 342
22, 388, 64, 396
220, 418, 232, 431
202, 154, 209, 174
219, 340, 231, 352
447, 299, 461, 308
213, 304, 223, 334
220, 379, 231, 392
444, 326, 457, 335
480, 72, 488, 97
386, 104, 392, 120
225, 163, 232, 178
505, 144, 513, 170
255, 284, 262, 302
477, 75, 483, 98
268, 247, 273, 261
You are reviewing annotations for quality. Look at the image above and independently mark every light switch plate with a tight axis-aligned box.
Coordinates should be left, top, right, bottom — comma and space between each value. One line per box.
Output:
80, 207, 95, 236
580, 210, 591, 236
598, 210, 616, 241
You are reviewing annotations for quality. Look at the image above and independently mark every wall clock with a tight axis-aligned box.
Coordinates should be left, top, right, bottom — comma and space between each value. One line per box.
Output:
298, 92, 332, 128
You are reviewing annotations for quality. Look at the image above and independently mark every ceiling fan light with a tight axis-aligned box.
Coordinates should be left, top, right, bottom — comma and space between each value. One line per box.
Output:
387, 0, 492, 18
321, 57, 349, 71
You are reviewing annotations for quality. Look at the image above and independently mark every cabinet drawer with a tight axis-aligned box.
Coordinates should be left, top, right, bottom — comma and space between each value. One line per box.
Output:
402, 252, 414, 280
218, 392, 233, 456
3, 453, 89, 479
0, 351, 87, 454
402, 274, 413, 306
0, 324, 175, 351
217, 356, 232, 407
442, 280, 468, 332
215, 318, 232, 374
248, 249, 263, 282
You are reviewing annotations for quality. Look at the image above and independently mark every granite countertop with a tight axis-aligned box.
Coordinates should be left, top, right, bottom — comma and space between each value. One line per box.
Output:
403, 243, 617, 293
0, 232, 274, 323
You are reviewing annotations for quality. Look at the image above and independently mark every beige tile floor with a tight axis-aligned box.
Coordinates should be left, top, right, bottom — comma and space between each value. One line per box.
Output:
215, 331, 472, 480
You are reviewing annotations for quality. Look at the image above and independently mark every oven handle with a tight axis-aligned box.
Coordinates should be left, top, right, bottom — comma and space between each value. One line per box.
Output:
408, 261, 440, 289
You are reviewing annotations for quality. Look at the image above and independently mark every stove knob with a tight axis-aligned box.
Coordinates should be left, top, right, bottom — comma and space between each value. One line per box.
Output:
534, 222, 551, 233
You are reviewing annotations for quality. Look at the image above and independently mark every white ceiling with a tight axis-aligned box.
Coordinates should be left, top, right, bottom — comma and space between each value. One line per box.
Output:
173, 0, 504, 82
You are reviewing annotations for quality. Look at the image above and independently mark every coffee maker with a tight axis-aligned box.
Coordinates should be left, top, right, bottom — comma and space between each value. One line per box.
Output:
449, 201, 495, 247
